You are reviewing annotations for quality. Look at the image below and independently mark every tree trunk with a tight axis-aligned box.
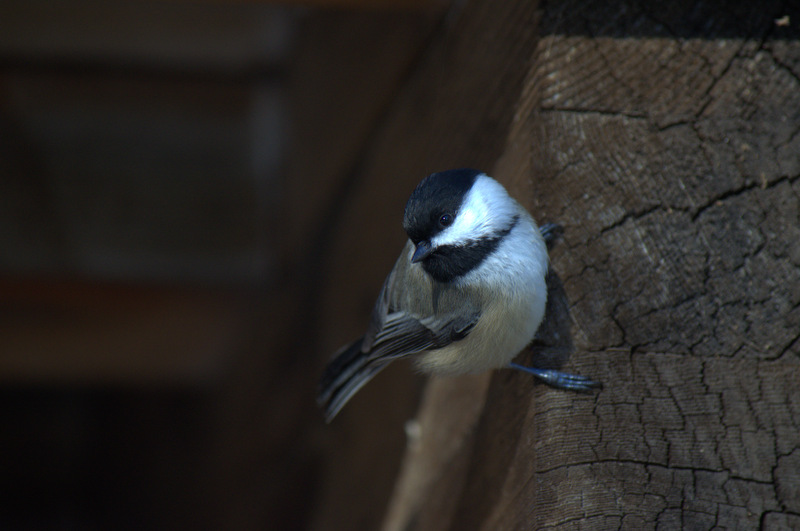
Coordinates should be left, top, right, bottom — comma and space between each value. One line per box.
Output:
313, 0, 800, 529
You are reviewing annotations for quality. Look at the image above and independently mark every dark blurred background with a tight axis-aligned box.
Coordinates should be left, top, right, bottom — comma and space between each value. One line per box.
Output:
0, 1, 448, 529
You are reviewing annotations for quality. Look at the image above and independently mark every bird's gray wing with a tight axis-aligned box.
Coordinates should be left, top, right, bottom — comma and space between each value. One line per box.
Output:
362, 240, 480, 360
318, 307, 478, 422
318, 241, 480, 421
366, 309, 477, 361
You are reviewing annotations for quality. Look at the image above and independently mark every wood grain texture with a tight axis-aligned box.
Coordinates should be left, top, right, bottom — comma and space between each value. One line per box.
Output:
355, 0, 800, 529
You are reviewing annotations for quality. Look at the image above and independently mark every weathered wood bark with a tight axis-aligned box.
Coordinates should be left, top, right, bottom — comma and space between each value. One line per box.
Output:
312, 0, 800, 529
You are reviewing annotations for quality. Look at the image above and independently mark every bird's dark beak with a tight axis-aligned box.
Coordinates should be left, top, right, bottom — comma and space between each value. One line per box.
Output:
411, 240, 435, 263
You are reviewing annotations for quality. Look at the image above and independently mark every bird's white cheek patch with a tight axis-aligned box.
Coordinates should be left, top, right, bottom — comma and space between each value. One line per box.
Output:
435, 215, 472, 247
454, 207, 479, 237
435, 203, 489, 247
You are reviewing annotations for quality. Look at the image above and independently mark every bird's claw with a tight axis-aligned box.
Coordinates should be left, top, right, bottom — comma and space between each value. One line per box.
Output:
539, 223, 563, 248
509, 362, 602, 392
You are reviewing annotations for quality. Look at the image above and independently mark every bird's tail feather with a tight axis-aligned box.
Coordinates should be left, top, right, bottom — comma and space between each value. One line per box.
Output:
318, 338, 388, 422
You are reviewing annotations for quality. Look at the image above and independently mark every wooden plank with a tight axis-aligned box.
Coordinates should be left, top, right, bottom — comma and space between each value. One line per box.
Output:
168, 0, 447, 9
0, 278, 248, 384
0, 1, 292, 72
281, 11, 440, 262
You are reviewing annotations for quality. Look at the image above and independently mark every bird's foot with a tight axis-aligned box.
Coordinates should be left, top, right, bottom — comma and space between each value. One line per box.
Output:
539, 222, 563, 250
509, 362, 602, 392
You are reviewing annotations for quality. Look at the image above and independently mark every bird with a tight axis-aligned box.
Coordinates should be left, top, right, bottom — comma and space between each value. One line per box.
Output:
318, 169, 600, 422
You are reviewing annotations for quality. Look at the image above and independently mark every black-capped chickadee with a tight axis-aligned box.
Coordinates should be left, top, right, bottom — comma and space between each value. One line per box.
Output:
319, 169, 600, 422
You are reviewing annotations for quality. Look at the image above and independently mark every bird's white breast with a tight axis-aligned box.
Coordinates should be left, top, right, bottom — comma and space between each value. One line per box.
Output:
415, 208, 548, 375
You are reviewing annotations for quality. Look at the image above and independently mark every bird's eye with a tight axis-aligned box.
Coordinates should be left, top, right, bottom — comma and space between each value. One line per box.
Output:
439, 213, 454, 227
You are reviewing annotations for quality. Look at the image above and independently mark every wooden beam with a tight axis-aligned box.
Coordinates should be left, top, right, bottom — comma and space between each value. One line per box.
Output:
0, 278, 249, 384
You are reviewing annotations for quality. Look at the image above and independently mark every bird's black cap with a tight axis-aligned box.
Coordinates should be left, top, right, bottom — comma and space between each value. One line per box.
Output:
402, 168, 481, 244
